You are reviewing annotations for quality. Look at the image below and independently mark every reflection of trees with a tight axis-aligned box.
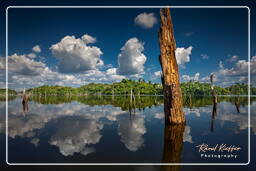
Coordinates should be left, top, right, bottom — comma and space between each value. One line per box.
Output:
30, 95, 164, 110
162, 124, 185, 171
210, 102, 217, 132
0, 95, 17, 101
22, 99, 29, 114
29, 95, 251, 111
234, 96, 240, 113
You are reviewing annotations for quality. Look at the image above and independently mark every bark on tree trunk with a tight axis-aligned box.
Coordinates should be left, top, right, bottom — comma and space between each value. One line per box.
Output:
158, 8, 185, 124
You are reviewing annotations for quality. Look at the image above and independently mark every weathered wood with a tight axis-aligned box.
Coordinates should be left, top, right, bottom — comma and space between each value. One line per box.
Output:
162, 124, 185, 170
158, 8, 185, 124
210, 74, 217, 105
209, 74, 217, 132
22, 89, 29, 113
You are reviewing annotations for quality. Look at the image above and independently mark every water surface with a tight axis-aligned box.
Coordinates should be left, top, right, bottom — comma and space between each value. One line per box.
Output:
0, 95, 253, 164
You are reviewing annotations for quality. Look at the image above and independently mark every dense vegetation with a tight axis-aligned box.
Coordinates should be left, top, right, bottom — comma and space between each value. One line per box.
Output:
1, 79, 255, 97
27, 79, 254, 96
0, 88, 17, 95
0, 88, 17, 101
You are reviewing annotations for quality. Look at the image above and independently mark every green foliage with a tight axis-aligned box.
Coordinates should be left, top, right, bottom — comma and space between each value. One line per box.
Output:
181, 81, 229, 96
5, 79, 256, 97
0, 88, 17, 95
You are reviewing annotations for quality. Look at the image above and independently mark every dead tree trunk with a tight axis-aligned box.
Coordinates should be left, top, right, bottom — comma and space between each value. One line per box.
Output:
158, 8, 185, 124
210, 74, 217, 112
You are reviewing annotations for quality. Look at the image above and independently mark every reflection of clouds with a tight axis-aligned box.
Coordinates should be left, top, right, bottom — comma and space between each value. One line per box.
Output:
8, 114, 46, 138
153, 112, 164, 119
183, 126, 193, 143
49, 116, 103, 156
184, 106, 212, 117
117, 114, 146, 152
217, 102, 256, 135
1, 98, 144, 156
30, 138, 40, 147
4, 99, 126, 139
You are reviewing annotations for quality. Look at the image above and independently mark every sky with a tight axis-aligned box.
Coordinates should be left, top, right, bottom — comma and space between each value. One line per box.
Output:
0, 7, 253, 90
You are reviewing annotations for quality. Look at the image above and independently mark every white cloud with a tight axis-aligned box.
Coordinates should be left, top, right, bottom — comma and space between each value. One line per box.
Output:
134, 12, 157, 29
154, 71, 162, 77
175, 46, 193, 67
27, 53, 36, 58
227, 55, 239, 62
81, 34, 96, 44
117, 38, 146, 76
32, 45, 41, 53
182, 72, 200, 82
5, 53, 46, 76
200, 56, 255, 86
50, 35, 103, 73
200, 54, 209, 60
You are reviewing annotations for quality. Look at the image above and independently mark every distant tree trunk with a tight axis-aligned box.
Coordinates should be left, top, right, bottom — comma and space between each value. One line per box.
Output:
210, 74, 217, 111
162, 124, 185, 171
158, 8, 185, 124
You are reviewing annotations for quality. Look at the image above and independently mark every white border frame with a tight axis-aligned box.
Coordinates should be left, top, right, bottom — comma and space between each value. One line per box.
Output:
5, 5, 251, 166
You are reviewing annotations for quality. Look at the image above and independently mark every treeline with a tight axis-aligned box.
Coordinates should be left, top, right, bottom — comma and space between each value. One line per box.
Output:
1, 79, 255, 96
28, 79, 162, 96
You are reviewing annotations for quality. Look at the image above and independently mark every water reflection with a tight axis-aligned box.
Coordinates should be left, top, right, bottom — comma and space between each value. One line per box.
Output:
0, 96, 253, 163
162, 124, 185, 170
234, 96, 241, 113
211, 102, 217, 132
49, 116, 103, 156
117, 113, 146, 152
22, 98, 29, 114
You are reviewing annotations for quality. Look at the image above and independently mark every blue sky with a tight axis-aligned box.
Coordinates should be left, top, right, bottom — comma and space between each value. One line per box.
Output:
0, 7, 253, 90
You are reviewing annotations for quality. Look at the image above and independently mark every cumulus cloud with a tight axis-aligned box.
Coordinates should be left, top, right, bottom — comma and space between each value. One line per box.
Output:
1, 51, 128, 90
134, 12, 157, 29
50, 35, 103, 73
117, 38, 146, 76
175, 46, 193, 67
209, 56, 254, 86
81, 34, 96, 44
5, 53, 46, 76
199, 56, 255, 86
182, 72, 200, 82
32, 45, 41, 53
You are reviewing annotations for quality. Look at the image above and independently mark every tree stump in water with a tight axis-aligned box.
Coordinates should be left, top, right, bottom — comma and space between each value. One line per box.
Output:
158, 8, 185, 124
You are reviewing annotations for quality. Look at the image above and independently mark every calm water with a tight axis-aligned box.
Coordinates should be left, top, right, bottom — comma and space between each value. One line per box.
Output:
0, 95, 254, 164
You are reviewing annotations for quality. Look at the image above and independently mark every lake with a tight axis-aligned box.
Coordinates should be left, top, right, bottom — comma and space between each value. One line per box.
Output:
0, 95, 254, 164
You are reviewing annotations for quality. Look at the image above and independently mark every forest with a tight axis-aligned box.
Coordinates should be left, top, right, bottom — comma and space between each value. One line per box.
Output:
0, 79, 254, 96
